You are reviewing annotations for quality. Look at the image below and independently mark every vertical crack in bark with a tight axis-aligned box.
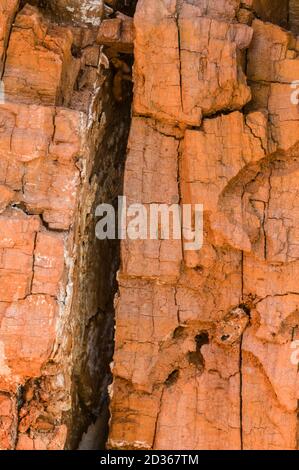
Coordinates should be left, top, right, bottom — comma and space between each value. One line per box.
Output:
29, 230, 38, 294
240, 250, 244, 450
175, 0, 184, 113
264, 167, 273, 261
177, 137, 184, 275
152, 387, 165, 450
174, 286, 181, 326
239, 332, 244, 450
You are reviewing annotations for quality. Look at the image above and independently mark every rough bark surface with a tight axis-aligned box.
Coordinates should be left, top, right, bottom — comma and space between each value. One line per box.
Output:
0, 0, 299, 451
109, 0, 299, 451
0, 0, 133, 450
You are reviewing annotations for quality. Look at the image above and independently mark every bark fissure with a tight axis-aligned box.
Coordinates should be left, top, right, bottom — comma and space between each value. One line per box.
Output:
1, 0, 299, 452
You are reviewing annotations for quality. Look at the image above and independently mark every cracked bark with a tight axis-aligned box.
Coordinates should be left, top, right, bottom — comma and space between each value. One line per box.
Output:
0, 0, 134, 451
109, 0, 299, 451
0, 0, 299, 451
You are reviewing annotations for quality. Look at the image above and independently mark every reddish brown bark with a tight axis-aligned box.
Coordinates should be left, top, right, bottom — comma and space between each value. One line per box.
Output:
0, 0, 298, 451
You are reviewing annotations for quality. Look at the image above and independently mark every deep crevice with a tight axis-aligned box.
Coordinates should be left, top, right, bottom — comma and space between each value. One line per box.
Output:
69, 60, 133, 451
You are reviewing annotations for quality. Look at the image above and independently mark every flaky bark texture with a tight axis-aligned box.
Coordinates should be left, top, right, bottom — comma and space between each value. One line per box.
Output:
108, 0, 299, 451
0, 0, 133, 450
0, 0, 299, 451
